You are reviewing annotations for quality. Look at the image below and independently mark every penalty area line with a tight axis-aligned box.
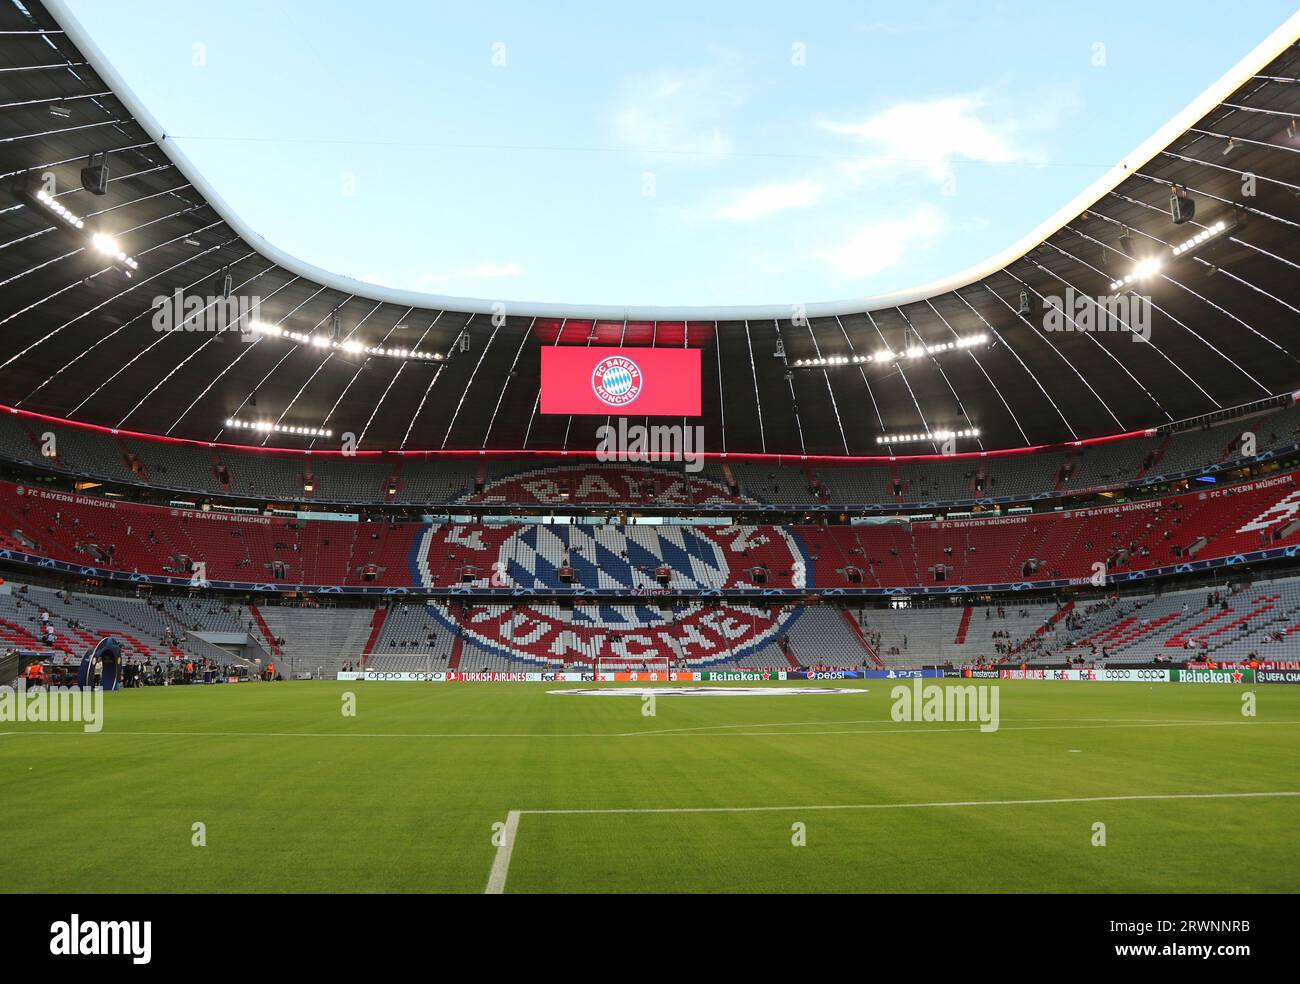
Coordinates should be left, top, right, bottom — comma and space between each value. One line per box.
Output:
483, 791, 1299, 892
519, 790, 1300, 816
485, 810, 521, 895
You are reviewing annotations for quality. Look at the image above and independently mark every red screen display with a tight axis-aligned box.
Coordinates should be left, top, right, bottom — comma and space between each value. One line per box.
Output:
540, 347, 702, 416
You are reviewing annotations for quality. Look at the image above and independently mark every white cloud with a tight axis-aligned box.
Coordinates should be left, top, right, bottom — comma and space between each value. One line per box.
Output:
817, 203, 947, 279
612, 63, 742, 163
822, 94, 1040, 186
712, 179, 824, 221
696, 92, 1043, 231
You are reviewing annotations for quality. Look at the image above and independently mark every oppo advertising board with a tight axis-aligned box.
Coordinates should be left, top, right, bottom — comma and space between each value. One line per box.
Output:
1093, 668, 1170, 682
999, 668, 1170, 682
360, 671, 449, 682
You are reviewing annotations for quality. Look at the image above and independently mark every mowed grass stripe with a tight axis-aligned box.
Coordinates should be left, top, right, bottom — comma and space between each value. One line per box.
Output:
2, 680, 1296, 892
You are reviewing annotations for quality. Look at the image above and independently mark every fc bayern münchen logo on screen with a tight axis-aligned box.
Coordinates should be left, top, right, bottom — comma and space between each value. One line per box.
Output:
591, 356, 642, 407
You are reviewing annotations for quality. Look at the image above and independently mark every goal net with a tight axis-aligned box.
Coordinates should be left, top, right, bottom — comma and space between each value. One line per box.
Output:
595, 656, 672, 679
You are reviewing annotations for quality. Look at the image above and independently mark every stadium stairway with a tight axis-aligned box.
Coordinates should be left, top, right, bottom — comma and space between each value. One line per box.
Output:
1136, 436, 1171, 480
360, 607, 387, 665
1030, 578, 1300, 664
1038, 601, 1074, 635
247, 604, 281, 658
841, 609, 884, 668
255, 605, 377, 676
954, 606, 973, 645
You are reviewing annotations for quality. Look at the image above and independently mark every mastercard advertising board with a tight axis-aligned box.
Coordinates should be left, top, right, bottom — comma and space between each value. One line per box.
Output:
540, 347, 702, 416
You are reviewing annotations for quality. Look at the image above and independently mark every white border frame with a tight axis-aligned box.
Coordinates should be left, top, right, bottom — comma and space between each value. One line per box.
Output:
42, 1, 1300, 322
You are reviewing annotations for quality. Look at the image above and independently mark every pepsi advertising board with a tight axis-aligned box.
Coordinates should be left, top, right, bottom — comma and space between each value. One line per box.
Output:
540, 347, 702, 416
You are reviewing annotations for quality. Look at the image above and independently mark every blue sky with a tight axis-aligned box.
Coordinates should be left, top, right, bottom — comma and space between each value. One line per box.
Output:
66, 0, 1299, 307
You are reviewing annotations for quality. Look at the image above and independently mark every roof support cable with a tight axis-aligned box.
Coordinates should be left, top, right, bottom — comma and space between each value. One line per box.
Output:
360, 311, 443, 449
1046, 236, 1224, 407
1186, 127, 1300, 157
1219, 101, 1300, 118
922, 297, 1023, 447
0, 139, 155, 181
951, 290, 1078, 441
801, 317, 849, 455
522, 317, 564, 450
1126, 174, 1299, 232
713, 320, 727, 455
1008, 264, 1171, 424
1157, 150, 1300, 199
2, 183, 200, 263
0, 220, 230, 377
0, 89, 111, 110
742, 320, 766, 454
773, 319, 806, 455
981, 282, 1124, 432
397, 310, 449, 449
311, 304, 414, 448
897, 305, 982, 451
0, 117, 130, 144
0, 161, 177, 224
1113, 185, 1300, 328
167, 282, 324, 436
116, 264, 297, 430
0, 185, 200, 288
1090, 202, 1298, 368
401, 313, 464, 450
262, 298, 377, 445
833, 314, 888, 454
441, 310, 502, 448
863, 308, 933, 451
220, 348, 301, 443
482, 317, 536, 448
214, 289, 355, 441
0, 60, 87, 73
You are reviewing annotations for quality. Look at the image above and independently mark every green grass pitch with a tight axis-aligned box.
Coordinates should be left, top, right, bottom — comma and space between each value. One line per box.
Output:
2, 679, 1297, 893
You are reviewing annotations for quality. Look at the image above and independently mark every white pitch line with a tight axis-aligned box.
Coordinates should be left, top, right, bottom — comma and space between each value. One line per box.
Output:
484, 810, 521, 895
518, 790, 1300, 817
677, 720, 1293, 738
2, 720, 1298, 740
483, 791, 1300, 892
617, 718, 893, 736
618, 716, 1222, 737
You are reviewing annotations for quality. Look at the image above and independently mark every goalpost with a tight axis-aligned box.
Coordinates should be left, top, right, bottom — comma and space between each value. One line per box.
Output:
595, 656, 672, 680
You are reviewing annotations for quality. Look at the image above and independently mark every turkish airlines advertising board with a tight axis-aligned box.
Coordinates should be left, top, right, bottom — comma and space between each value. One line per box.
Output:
540, 347, 701, 416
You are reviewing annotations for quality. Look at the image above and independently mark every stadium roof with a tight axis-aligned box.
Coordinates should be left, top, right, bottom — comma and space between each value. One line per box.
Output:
1, 0, 1299, 457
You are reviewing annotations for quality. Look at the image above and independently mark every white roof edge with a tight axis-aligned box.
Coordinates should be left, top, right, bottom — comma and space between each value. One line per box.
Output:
44, 0, 1300, 322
